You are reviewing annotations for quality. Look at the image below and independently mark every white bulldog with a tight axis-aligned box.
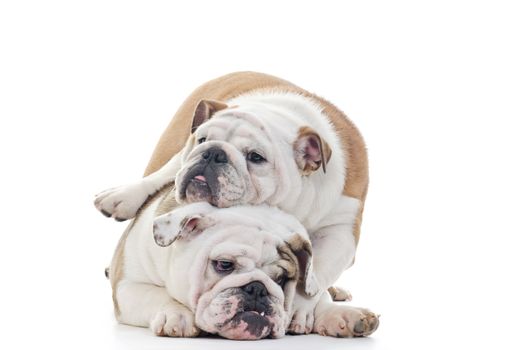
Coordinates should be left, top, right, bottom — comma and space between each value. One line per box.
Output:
97, 72, 376, 335
109, 187, 378, 339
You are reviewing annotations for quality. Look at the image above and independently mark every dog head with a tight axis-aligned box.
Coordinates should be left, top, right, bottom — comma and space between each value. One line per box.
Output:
153, 203, 319, 340
175, 99, 332, 208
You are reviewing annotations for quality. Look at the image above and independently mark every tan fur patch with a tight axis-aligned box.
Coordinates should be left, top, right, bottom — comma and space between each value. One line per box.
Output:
154, 185, 180, 217
287, 233, 313, 282
286, 233, 313, 256
328, 286, 339, 299
109, 221, 135, 317
277, 244, 299, 281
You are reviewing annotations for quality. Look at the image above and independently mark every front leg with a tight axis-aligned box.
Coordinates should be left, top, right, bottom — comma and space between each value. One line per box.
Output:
94, 152, 182, 221
116, 280, 199, 337
310, 195, 363, 289
288, 291, 322, 334
311, 221, 357, 290
289, 197, 361, 334
288, 223, 356, 333
289, 283, 353, 333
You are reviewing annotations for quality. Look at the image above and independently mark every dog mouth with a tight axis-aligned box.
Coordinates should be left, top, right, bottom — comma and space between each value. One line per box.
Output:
196, 287, 283, 340
179, 161, 245, 207
221, 310, 273, 340
182, 172, 213, 203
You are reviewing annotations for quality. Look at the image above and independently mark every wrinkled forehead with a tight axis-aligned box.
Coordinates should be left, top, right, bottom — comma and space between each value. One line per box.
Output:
205, 227, 276, 259
197, 110, 272, 145
201, 227, 295, 273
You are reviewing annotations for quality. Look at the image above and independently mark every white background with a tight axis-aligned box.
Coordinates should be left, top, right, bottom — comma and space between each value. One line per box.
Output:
1, 1, 527, 349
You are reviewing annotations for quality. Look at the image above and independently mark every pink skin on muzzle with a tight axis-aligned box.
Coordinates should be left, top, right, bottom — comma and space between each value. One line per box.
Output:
196, 290, 285, 340
193, 274, 288, 340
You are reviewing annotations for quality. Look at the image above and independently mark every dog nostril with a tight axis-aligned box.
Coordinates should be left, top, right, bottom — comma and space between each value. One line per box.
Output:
243, 281, 268, 297
214, 150, 227, 163
202, 148, 227, 163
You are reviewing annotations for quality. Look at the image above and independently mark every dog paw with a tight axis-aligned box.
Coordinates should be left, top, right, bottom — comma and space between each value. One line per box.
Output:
328, 286, 353, 302
150, 308, 199, 337
314, 305, 379, 338
94, 183, 149, 221
289, 308, 314, 335
288, 296, 318, 334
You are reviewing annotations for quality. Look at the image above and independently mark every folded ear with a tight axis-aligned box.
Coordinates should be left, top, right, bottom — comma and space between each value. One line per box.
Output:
287, 234, 320, 297
191, 99, 229, 133
293, 126, 332, 174
153, 203, 216, 247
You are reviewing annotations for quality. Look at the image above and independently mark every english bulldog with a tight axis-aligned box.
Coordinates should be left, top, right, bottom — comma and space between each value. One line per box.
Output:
96, 71, 376, 335
109, 187, 378, 339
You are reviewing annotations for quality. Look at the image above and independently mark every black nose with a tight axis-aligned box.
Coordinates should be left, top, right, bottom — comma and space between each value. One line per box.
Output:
202, 147, 228, 164
242, 281, 268, 298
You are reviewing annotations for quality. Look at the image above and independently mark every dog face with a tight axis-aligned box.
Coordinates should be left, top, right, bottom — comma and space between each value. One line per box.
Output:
193, 230, 297, 340
174, 100, 332, 208
153, 203, 318, 339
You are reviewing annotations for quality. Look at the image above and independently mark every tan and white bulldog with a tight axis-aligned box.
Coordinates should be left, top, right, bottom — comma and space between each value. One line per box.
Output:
96, 72, 374, 334
110, 188, 378, 339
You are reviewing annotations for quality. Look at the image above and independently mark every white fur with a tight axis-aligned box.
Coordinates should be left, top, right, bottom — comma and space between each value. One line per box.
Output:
115, 201, 316, 339
94, 91, 352, 230
226, 91, 347, 231
96, 91, 363, 333
94, 152, 184, 220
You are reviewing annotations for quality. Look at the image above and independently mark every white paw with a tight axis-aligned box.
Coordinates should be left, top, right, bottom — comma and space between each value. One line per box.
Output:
314, 305, 379, 338
94, 183, 149, 221
328, 286, 353, 302
150, 308, 199, 337
288, 295, 318, 334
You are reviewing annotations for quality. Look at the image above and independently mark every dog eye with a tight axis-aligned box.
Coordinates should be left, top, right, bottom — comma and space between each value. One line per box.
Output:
198, 137, 206, 144
247, 152, 266, 163
212, 260, 235, 273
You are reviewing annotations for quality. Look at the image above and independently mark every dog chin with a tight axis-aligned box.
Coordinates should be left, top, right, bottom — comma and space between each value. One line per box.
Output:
219, 311, 273, 340
183, 181, 230, 208
196, 288, 285, 340
180, 178, 245, 208
184, 178, 212, 203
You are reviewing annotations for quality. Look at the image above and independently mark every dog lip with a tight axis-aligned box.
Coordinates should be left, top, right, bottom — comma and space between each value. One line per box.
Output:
223, 311, 272, 339
189, 177, 210, 189
242, 303, 270, 316
187, 177, 211, 192
246, 310, 265, 317
178, 165, 208, 199
194, 175, 207, 183
239, 310, 267, 318
184, 175, 213, 204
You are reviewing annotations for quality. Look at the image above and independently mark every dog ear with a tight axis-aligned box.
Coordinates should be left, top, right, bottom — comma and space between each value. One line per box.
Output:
153, 203, 215, 247
293, 126, 332, 174
191, 99, 229, 133
286, 234, 320, 297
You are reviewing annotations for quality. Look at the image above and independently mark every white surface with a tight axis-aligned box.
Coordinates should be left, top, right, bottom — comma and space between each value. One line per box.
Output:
1, 1, 527, 349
